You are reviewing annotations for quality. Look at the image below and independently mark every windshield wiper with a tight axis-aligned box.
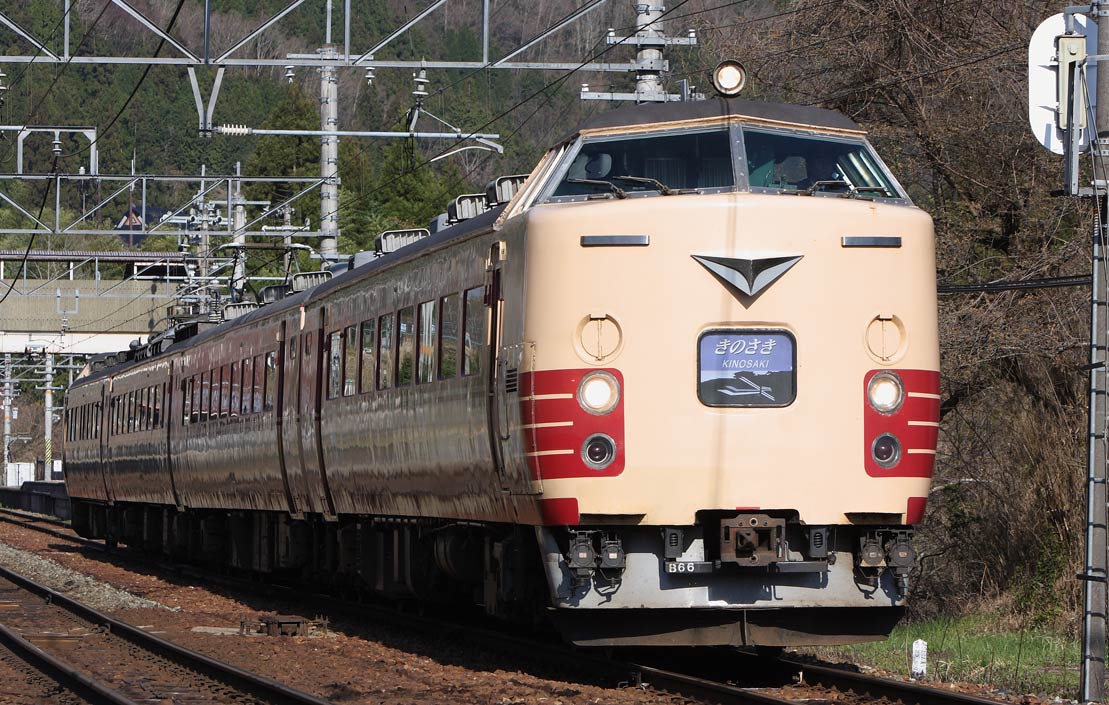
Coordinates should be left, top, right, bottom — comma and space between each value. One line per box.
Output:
804, 180, 851, 195
566, 178, 627, 199
802, 180, 893, 199
611, 175, 682, 195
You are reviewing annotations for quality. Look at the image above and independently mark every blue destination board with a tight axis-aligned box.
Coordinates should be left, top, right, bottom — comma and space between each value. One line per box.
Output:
698, 331, 796, 407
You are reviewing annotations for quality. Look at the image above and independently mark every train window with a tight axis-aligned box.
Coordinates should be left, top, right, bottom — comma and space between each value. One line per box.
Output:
305, 333, 313, 358
327, 330, 343, 400
145, 387, 153, 430
548, 127, 734, 201
253, 355, 264, 413
129, 392, 136, 433
96, 402, 101, 439
439, 294, 460, 379
378, 314, 395, 390
210, 369, 219, 419
742, 128, 900, 197
200, 372, 210, 421
289, 337, 297, 363
183, 379, 191, 424
264, 351, 277, 412
241, 358, 253, 415
343, 326, 357, 396
359, 320, 376, 394
140, 387, 148, 430
417, 300, 437, 384
230, 362, 240, 416
463, 287, 485, 377
154, 384, 163, 429
398, 307, 415, 386
221, 366, 231, 417
192, 376, 202, 422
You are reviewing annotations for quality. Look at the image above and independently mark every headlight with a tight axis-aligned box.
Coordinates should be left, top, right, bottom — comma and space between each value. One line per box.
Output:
711, 60, 747, 97
577, 371, 620, 415
867, 371, 904, 414
582, 433, 617, 470
872, 433, 902, 469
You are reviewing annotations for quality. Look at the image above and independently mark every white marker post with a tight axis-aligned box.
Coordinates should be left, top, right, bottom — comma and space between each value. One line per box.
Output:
910, 639, 927, 679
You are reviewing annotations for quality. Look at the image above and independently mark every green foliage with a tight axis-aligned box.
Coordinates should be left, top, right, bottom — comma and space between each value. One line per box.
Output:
815, 615, 1081, 697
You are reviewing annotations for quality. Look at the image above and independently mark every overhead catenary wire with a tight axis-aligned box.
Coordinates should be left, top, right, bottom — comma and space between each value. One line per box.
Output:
63, 0, 189, 160
0, 0, 114, 167
46, 2, 694, 355
0, 155, 61, 308
937, 275, 1092, 294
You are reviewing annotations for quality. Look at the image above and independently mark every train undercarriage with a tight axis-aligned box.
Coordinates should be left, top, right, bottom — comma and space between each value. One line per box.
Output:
72, 500, 911, 648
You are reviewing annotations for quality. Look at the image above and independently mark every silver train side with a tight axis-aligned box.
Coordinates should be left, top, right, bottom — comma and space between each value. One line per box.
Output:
64, 97, 940, 647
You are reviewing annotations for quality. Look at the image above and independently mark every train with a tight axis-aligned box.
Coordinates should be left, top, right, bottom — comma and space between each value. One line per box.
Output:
64, 74, 940, 648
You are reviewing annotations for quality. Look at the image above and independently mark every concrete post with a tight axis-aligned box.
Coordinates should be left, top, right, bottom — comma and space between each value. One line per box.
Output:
232, 161, 246, 302
319, 45, 340, 261
2, 354, 10, 469
42, 353, 53, 481
633, 1, 665, 101
1082, 3, 1109, 701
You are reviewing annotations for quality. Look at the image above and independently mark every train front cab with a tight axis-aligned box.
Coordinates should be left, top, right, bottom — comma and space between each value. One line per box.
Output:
505, 100, 940, 647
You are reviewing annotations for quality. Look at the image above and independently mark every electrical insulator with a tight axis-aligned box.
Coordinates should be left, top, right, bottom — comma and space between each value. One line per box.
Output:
413, 65, 429, 98
365, 68, 375, 85
284, 65, 295, 82
52, 137, 62, 157
218, 124, 252, 136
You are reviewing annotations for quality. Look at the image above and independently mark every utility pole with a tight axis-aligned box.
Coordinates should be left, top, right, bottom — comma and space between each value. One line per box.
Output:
2, 354, 11, 470
581, 0, 697, 103
1082, 2, 1109, 700
197, 164, 211, 318
319, 45, 340, 261
41, 352, 53, 482
231, 161, 246, 302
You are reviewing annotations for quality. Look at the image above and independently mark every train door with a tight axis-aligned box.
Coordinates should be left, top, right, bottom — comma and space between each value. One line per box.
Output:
485, 242, 538, 494
298, 307, 337, 518
98, 382, 113, 502
164, 361, 182, 509
279, 318, 313, 515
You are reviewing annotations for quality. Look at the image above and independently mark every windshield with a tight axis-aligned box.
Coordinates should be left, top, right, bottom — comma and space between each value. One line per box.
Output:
743, 129, 900, 197
549, 128, 734, 199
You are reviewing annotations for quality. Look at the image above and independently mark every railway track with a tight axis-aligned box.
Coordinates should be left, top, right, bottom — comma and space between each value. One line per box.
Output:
0, 556, 335, 704
0, 507, 1010, 705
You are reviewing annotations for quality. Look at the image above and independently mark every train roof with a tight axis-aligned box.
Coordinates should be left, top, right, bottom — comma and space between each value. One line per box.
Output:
564, 97, 862, 140
71, 205, 506, 389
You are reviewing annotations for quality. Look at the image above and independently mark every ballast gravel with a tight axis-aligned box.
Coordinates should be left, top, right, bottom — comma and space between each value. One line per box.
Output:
0, 540, 167, 612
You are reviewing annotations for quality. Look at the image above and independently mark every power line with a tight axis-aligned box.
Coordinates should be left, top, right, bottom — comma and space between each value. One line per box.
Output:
937, 275, 1092, 294
49, 0, 700, 353
64, 0, 189, 160
0, 155, 60, 308
1, 0, 114, 167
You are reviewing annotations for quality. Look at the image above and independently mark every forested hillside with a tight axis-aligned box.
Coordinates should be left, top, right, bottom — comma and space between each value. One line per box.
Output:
0, 0, 1091, 633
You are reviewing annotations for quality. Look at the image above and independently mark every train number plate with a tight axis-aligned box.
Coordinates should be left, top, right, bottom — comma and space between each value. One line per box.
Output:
665, 561, 714, 574
697, 330, 796, 407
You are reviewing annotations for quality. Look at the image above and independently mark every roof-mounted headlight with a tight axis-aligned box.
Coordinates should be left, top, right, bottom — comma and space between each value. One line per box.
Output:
711, 60, 747, 97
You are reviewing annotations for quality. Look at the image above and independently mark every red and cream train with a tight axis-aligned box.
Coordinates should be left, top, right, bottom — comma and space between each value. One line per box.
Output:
65, 94, 940, 647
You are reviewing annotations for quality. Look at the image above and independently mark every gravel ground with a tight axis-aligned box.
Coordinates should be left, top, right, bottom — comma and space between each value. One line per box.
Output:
0, 523, 690, 705
0, 541, 166, 612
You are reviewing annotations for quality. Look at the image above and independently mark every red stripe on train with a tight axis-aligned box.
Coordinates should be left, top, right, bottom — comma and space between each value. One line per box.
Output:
519, 369, 625, 481
863, 369, 940, 478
